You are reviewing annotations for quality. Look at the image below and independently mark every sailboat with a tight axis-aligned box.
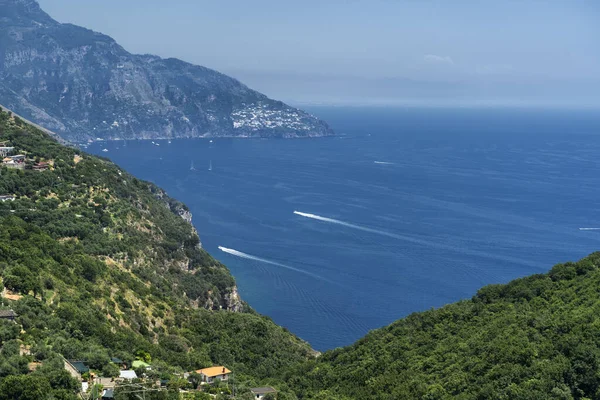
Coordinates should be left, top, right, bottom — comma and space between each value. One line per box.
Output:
208, 160, 213, 171
190, 161, 196, 171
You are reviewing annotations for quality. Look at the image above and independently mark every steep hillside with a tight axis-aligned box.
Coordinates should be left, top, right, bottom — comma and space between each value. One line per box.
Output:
0, 106, 313, 399
284, 253, 600, 399
0, 0, 334, 142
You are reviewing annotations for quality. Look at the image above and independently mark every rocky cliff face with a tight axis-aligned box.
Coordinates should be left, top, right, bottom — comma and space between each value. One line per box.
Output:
0, 0, 334, 142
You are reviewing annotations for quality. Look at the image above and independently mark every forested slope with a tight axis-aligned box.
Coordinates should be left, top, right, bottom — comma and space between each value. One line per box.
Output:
0, 107, 313, 399
285, 253, 600, 400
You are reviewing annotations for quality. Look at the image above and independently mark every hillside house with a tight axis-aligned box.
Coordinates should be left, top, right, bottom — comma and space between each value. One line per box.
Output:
63, 358, 83, 381
0, 147, 14, 157
0, 310, 17, 321
8, 155, 25, 161
196, 366, 231, 384
3, 155, 25, 169
119, 370, 137, 380
32, 161, 50, 171
132, 360, 151, 370
68, 361, 90, 376
250, 387, 278, 399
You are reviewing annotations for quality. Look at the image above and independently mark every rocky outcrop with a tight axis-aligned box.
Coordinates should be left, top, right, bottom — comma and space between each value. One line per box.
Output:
0, 0, 334, 143
223, 286, 243, 312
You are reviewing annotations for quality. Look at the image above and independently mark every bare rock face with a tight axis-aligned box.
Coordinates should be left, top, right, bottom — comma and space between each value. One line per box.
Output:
223, 286, 243, 312
0, 0, 334, 143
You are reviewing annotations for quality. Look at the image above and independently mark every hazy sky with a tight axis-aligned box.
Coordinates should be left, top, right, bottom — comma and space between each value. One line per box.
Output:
37, 0, 600, 107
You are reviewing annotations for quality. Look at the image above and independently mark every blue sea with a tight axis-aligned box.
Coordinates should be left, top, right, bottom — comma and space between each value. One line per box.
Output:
88, 107, 600, 351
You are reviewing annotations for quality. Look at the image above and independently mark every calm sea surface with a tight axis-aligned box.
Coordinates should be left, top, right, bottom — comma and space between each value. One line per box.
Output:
88, 107, 600, 350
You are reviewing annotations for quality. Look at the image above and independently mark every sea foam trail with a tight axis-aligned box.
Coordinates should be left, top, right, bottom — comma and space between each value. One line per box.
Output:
218, 246, 338, 286
579, 228, 600, 231
294, 211, 404, 240
293, 211, 545, 269
374, 161, 394, 165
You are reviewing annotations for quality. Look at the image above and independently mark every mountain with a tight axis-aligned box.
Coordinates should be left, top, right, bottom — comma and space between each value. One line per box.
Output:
284, 253, 600, 399
0, 0, 334, 143
0, 106, 313, 399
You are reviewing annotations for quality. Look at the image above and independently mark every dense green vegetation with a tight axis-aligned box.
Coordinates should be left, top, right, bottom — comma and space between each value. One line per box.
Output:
0, 107, 313, 399
283, 253, 600, 399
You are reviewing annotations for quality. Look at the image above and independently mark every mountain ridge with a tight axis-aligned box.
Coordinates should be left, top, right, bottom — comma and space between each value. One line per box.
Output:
0, 0, 334, 143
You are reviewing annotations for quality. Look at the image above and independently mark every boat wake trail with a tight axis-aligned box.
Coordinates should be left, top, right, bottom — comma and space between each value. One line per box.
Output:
294, 211, 403, 240
579, 228, 600, 231
293, 211, 544, 268
218, 246, 338, 286
374, 161, 394, 165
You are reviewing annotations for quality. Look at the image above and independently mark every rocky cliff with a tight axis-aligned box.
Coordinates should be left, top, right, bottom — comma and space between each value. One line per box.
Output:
0, 0, 334, 143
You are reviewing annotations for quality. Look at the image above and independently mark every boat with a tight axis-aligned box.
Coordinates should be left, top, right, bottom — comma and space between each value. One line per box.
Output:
190, 161, 196, 171
209, 160, 212, 171
102, 148, 108, 152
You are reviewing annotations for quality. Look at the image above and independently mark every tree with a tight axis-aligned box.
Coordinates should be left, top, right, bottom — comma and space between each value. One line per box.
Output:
0, 320, 19, 345
0, 375, 52, 400
102, 362, 121, 378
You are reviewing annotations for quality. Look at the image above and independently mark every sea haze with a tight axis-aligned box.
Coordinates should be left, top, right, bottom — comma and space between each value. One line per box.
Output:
88, 107, 600, 351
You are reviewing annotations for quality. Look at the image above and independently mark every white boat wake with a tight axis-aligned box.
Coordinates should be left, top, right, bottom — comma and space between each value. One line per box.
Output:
293, 211, 403, 240
579, 228, 600, 231
218, 246, 336, 285
374, 161, 394, 165
293, 211, 544, 268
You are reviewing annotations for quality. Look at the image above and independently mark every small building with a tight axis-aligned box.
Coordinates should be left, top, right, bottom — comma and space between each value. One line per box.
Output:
3, 155, 25, 169
196, 366, 231, 384
0, 147, 14, 157
63, 358, 82, 381
119, 370, 137, 380
95, 377, 116, 389
68, 361, 90, 376
0, 310, 17, 321
250, 387, 278, 399
132, 360, 151, 370
32, 162, 49, 171
101, 388, 114, 399
2, 159, 21, 169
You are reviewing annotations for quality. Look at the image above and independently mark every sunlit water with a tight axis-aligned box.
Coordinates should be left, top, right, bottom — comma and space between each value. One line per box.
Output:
88, 107, 600, 350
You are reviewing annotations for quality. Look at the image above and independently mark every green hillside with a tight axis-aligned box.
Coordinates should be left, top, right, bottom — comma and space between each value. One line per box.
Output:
284, 253, 600, 399
0, 107, 313, 399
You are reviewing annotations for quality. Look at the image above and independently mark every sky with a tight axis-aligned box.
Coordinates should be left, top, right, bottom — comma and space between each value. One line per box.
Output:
37, 0, 600, 108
